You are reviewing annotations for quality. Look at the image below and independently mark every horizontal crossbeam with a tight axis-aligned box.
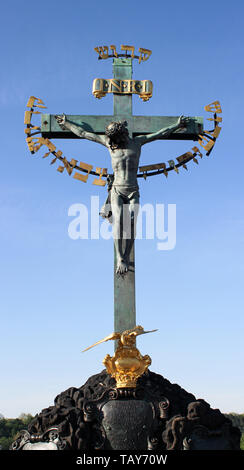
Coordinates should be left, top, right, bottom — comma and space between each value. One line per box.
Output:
41, 114, 203, 141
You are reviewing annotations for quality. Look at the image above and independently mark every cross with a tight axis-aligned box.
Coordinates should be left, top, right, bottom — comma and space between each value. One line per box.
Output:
41, 56, 203, 337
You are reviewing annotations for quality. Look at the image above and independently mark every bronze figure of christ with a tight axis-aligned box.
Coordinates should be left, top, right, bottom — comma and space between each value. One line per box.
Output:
55, 114, 187, 275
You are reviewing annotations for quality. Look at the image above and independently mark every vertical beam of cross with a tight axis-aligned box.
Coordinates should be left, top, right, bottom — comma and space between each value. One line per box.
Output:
113, 58, 132, 117
112, 58, 136, 338
40, 56, 203, 344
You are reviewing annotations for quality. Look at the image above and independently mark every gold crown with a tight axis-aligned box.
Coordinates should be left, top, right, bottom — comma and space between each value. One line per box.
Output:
103, 342, 151, 388
83, 325, 157, 389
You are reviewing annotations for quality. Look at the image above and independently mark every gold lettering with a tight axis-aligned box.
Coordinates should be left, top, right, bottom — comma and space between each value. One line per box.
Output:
192, 146, 203, 158
139, 162, 166, 172
24, 110, 42, 125
138, 48, 152, 64
93, 45, 152, 62
73, 172, 87, 182
93, 78, 152, 99
63, 158, 72, 175
43, 152, 51, 159
121, 45, 135, 58
51, 150, 62, 164
198, 135, 215, 153
94, 46, 109, 59
70, 158, 78, 167
93, 168, 107, 186
110, 45, 118, 57
176, 151, 193, 164
24, 111, 32, 125
26, 96, 36, 108
207, 116, 222, 123
56, 155, 74, 175
45, 139, 56, 153
57, 165, 64, 173
139, 80, 153, 101
73, 162, 93, 183
24, 125, 41, 136
132, 81, 138, 94
204, 100, 222, 114
26, 96, 46, 109
26, 136, 47, 153
203, 125, 222, 139
109, 80, 122, 93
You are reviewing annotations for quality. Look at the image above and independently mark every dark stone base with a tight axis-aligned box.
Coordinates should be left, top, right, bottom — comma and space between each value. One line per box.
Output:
12, 370, 241, 450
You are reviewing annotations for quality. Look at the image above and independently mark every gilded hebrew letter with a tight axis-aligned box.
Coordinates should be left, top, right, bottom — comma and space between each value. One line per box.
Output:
24, 109, 42, 126
24, 110, 41, 125
73, 162, 93, 183
92, 168, 107, 186
45, 139, 56, 153
207, 116, 222, 123
204, 100, 222, 114
110, 45, 118, 57
70, 158, 78, 167
26, 136, 47, 154
198, 135, 215, 153
24, 111, 33, 125
26, 96, 46, 109
94, 46, 109, 59
203, 125, 222, 139
138, 48, 152, 64
121, 44, 135, 58
57, 157, 73, 175
192, 146, 203, 158
176, 151, 193, 164
55, 152, 67, 171
24, 124, 41, 136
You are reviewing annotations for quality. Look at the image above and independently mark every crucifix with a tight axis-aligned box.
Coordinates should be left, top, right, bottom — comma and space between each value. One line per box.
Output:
17, 46, 228, 452
38, 47, 204, 337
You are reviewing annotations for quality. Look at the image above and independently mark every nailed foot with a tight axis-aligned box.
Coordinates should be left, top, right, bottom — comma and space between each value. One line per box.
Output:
116, 258, 128, 276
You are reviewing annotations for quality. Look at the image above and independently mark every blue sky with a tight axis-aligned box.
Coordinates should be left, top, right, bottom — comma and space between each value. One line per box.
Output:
0, 0, 243, 418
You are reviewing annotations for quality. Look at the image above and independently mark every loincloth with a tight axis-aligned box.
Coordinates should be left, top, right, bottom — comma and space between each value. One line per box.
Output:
111, 185, 140, 201
99, 184, 140, 222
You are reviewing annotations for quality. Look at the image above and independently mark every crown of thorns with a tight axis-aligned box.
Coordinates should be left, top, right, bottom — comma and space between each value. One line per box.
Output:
105, 121, 128, 137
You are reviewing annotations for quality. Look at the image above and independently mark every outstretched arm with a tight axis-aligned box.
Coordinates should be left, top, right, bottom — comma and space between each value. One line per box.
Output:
55, 114, 107, 147
135, 115, 188, 146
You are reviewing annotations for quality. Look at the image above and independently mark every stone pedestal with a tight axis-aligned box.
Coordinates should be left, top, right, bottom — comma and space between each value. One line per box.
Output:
11, 370, 241, 451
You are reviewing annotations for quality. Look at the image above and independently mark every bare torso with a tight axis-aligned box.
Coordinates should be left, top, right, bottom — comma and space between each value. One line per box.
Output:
107, 137, 141, 188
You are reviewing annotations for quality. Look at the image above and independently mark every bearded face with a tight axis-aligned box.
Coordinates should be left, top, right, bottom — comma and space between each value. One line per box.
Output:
105, 121, 129, 149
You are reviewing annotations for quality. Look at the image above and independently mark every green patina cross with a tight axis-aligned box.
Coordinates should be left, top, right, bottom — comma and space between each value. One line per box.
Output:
41, 57, 203, 337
